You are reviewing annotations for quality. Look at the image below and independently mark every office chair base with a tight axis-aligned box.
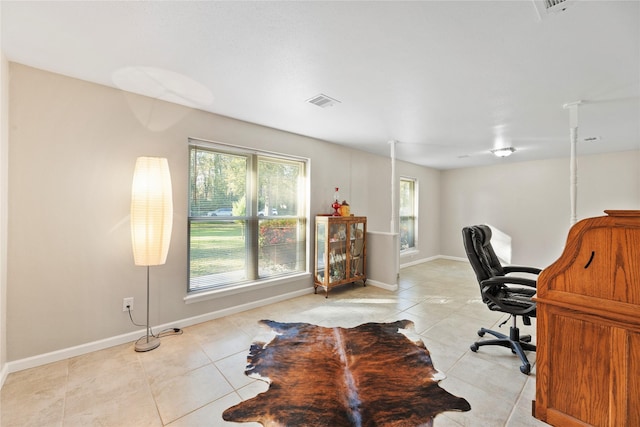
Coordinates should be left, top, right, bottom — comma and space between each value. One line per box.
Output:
470, 326, 536, 375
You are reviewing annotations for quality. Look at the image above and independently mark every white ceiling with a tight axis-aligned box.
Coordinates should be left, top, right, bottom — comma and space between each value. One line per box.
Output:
2, 0, 639, 169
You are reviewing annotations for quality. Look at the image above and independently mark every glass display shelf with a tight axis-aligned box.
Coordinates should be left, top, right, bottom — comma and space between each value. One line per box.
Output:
314, 216, 366, 297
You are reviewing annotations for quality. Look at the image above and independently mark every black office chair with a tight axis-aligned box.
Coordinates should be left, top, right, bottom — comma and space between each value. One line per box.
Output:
462, 225, 541, 374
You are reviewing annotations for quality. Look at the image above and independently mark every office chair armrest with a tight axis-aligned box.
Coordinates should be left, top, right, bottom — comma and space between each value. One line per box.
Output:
481, 276, 537, 289
503, 265, 542, 275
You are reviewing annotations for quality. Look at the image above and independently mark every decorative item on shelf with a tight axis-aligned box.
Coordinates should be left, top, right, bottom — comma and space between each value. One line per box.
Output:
338, 224, 346, 240
331, 187, 342, 216
340, 200, 350, 216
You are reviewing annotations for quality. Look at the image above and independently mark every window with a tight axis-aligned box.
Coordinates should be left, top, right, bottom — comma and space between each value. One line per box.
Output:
188, 141, 307, 293
399, 177, 417, 252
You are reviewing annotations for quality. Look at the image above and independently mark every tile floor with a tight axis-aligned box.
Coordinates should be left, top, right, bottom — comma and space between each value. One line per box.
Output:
1, 259, 550, 426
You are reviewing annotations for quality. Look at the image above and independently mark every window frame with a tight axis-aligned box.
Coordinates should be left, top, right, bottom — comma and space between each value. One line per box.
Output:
399, 176, 418, 253
187, 138, 310, 297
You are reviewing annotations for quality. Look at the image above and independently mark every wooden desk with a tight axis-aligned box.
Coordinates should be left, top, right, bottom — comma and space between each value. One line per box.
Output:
533, 210, 640, 426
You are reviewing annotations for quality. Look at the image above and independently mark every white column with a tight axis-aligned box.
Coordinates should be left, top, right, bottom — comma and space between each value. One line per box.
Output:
569, 126, 578, 226
389, 140, 397, 234
564, 101, 582, 226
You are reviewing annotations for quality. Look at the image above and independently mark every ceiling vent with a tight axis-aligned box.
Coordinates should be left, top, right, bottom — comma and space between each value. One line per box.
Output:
306, 94, 341, 108
532, 0, 574, 20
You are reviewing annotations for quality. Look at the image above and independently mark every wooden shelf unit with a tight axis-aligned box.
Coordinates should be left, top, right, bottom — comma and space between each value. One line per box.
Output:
314, 216, 366, 297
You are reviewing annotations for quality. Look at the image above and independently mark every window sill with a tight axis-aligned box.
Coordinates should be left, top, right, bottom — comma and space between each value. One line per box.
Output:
400, 249, 420, 258
184, 272, 312, 304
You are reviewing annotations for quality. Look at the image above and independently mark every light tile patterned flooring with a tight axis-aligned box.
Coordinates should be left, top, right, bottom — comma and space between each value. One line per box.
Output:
1, 259, 550, 426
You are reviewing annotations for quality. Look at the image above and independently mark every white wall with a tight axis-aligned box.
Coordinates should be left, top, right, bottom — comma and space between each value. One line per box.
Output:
440, 151, 640, 268
366, 232, 399, 289
7, 64, 435, 362
0, 45, 8, 383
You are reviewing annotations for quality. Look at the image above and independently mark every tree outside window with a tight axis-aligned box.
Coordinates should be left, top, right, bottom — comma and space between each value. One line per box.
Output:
399, 177, 417, 252
188, 143, 307, 292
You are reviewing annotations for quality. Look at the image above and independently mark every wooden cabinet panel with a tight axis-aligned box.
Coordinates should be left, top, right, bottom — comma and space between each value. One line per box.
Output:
534, 210, 640, 426
628, 332, 640, 425
551, 227, 611, 298
548, 227, 640, 304
547, 313, 612, 426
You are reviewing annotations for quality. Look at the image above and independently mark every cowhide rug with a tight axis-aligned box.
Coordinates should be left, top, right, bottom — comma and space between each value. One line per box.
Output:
222, 319, 471, 426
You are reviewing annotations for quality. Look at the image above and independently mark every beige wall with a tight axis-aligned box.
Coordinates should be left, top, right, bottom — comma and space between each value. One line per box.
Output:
7, 63, 443, 362
440, 150, 640, 268
1, 51, 8, 380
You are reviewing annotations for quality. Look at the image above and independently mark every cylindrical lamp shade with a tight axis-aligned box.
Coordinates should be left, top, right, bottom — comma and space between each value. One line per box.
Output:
131, 157, 173, 266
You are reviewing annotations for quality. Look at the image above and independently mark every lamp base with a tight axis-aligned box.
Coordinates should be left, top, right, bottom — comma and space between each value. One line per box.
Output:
134, 335, 160, 352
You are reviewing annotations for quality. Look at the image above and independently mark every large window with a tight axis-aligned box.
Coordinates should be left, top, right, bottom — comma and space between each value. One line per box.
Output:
399, 177, 417, 252
188, 141, 307, 293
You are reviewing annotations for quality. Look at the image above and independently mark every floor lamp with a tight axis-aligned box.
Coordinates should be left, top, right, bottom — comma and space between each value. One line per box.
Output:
131, 156, 173, 352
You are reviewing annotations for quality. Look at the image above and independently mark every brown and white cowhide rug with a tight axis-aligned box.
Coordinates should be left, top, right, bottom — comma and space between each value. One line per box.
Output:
222, 319, 470, 426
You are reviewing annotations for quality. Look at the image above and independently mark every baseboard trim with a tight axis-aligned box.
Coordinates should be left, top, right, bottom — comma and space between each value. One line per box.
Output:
437, 255, 468, 262
400, 254, 467, 269
400, 255, 438, 269
5, 287, 313, 375
367, 280, 398, 291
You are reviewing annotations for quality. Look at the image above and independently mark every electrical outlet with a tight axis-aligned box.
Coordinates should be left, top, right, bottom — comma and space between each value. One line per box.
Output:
123, 297, 134, 312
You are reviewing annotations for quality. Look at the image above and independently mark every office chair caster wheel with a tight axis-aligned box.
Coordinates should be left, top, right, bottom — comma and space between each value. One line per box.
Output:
477, 330, 485, 337
520, 364, 531, 375
470, 343, 479, 352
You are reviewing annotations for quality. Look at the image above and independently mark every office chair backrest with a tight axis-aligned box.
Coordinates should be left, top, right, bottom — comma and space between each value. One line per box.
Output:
462, 225, 506, 283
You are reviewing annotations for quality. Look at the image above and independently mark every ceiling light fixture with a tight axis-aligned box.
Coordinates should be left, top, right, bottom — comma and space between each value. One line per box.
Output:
491, 147, 516, 158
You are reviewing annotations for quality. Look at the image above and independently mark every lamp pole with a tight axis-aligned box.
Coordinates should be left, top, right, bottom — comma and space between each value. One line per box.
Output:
135, 265, 160, 351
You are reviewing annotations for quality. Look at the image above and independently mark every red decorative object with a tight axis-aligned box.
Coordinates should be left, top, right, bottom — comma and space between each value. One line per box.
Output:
331, 187, 341, 216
